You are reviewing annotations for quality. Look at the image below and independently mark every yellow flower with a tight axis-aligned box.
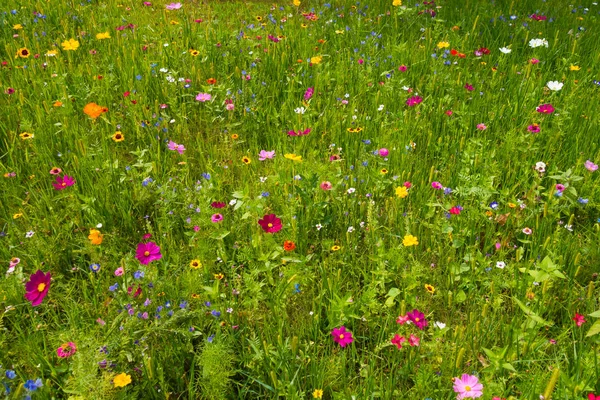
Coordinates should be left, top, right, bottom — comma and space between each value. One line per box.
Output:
113, 373, 131, 388
20, 132, 34, 140
331, 245, 341, 251
96, 32, 111, 40
16, 48, 31, 58
112, 132, 124, 142
189, 49, 200, 56
13, 24, 23, 30
569, 65, 580, 71
46, 50, 58, 57
311, 55, 323, 64
508, 203, 516, 209
425, 284, 435, 294
231, 134, 239, 139
395, 186, 408, 198
437, 41, 450, 49
242, 156, 251, 165
53, 101, 63, 107
190, 259, 202, 269
13, 213, 23, 219
335, 30, 344, 34
61, 39, 80, 51
392, 0, 402, 5
88, 229, 103, 245
380, 168, 388, 175
293, 0, 301, 6
284, 153, 303, 162
402, 234, 418, 247
214, 273, 224, 280
170, 20, 179, 25
313, 389, 324, 399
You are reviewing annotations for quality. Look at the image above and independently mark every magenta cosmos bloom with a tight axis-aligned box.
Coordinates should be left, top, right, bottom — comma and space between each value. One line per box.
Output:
391, 334, 406, 349
258, 150, 275, 160
196, 93, 212, 102
57, 342, 77, 358
168, 140, 186, 154
453, 374, 483, 399
136, 242, 162, 265
406, 96, 423, 107
407, 309, 428, 330
165, 2, 182, 10
25, 270, 51, 306
211, 213, 223, 223
331, 326, 354, 347
53, 175, 76, 190
536, 103, 554, 114
585, 160, 598, 172
258, 214, 282, 233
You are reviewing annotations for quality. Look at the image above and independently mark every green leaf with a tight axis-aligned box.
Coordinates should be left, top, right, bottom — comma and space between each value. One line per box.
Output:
586, 320, 600, 337
210, 229, 230, 240
455, 290, 467, 303
385, 288, 401, 307
513, 297, 553, 326
588, 310, 600, 318
502, 362, 517, 372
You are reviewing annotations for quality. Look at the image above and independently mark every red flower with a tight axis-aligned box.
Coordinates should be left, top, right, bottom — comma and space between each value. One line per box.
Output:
391, 334, 406, 349
588, 394, 600, 400
283, 240, 296, 251
573, 313, 586, 327
449, 206, 462, 215
25, 270, 51, 306
211, 201, 226, 209
258, 214, 282, 233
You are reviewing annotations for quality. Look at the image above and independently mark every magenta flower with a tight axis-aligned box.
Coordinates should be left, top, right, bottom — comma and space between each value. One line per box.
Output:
536, 103, 554, 114
378, 148, 389, 157
431, 181, 443, 190
527, 124, 540, 133
408, 334, 420, 347
258, 214, 282, 233
52, 175, 76, 190
574, 313, 586, 327
167, 140, 186, 154
211, 213, 223, 223
24, 270, 51, 306
331, 326, 354, 347
304, 87, 314, 101
114, 267, 124, 276
57, 342, 77, 358
453, 374, 484, 399
464, 83, 474, 91
196, 93, 212, 102
287, 128, 311, 136
320, 181, 333, 191
211, 201, 226, 208
259, 150, 275, 161
396, 314, 410, 325
407, 309, 428, 330
585, 160, 598, 172
530, 58, 540, 64
391, 334, 406, 349
398, 65, 408, 72
135, 242, 162, 265
406, 96, 423, 107
165, 2, 182, 10
476, 123, 487, 131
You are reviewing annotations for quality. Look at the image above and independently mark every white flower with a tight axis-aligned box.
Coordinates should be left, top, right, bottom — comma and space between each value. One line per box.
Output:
229, 199, 237, 206
259, 176, 267, 183
529, 38, 548, 48
496, 261, 506, 269
294, 107, 306, 114
96, 223, 103, 228
159, 68, 169, 73
546, 81, 563, 91
347, 188, 356, 194
535, 161, 546, 173
347, 226, 354, 233
25, 231, 35, 238
402, 86, 410, 91
344, 93, 350, 98
434, 321, 446, 329
499, 47, 512, 54
378, 104, 385, 111
316, 224, 322, 230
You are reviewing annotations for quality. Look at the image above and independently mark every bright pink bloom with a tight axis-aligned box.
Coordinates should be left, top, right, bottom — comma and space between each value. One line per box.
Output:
536, 103, 554, 114
358, 59, 364, 64
453, 374, 484, 399
396, 314, 410, 324
391, 334, 406, 349
57, 342, 77, 358
258, 214, 282, 233
135, 242, 162, 265
408, 334, 420, 347
431, 181, 443, 190
476, 123, 487, 131
449, 206, 462, 215
168, 140, 186, 154
406, 96, 423, 107
527, 124, 540, 133
24, 270, 51, 306
403, 181, 412, 189
303, 87, 314, 101
398, 65, 407, 72
464, 83, 474, 91
114, 267, 124, 276
165, 2, 182, 10
331, 326, 354, 347
573, 313, 586, 327
555, 184, 565, 192
320, 181, 333, 191
445, 110, 453, 116
259, 150, 275, 161
53, 175, 76, 190
407, 309, 428, 330
211, 213, 223, 223
585, 160, 598, 172
196, 93, 212, 102
588, 394, 600, 400
530, 58, 540, 64
378, 148, 389, 157
143, 233, 152, 240
287, 128, 311, 136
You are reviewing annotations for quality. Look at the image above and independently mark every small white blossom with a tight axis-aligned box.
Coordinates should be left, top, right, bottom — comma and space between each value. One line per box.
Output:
499, 47, 512, 54
229, 199, 237, 206
434, 321, 446, 329
496, 261, 506, 269
529, 38, 549, 48
546, 81, 563, 91
347, 226, 354, 233
294, 107, 306, 114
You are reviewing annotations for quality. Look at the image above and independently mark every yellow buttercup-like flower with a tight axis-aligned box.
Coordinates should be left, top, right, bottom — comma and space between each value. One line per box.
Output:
392, 0, 402, 6
113, 373, 131, 388
310, 55, 323, 64
395, 186, 408, 198
569, 64, 580, 71
402, 234, 419, 247
437, 41, 450, 49
61, 39, 80, 51
96, 32, 111, 40
284, 153, 303, 162
293, 0, 301, 6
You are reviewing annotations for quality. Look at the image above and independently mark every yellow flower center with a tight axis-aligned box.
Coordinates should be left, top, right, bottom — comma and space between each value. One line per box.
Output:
61, 182, 67, 186
465, 386, 471, 392
37, 283, 46, 292
144, 251, 150, 256
415, 317, 420, 322
339, 334, 344, 339
267, 223, 273, 228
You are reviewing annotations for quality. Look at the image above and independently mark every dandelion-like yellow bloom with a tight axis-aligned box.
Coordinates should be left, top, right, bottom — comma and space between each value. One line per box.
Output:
61, 39, 80, 51
402, 234, 419, 247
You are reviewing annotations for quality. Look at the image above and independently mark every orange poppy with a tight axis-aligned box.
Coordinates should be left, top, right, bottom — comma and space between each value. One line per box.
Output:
283, 240, 296, 252
206, 78, 217, 85
83, 102, 108, 119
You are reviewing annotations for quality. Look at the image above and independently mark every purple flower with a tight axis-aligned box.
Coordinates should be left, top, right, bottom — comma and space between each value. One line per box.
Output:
303, 87, 314, 101
135, 242, 162, 265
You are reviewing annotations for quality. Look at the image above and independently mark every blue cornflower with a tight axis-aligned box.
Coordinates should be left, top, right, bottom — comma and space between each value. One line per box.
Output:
90, 263, 101, 272
211, 310, 221, 318
578, 197, 588, 204
5, 370, 16, 379
180, 301, 188, 309
109, 283, 118, 292
294, 283, 301, 293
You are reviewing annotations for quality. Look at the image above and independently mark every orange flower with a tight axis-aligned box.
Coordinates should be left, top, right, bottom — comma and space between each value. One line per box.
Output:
206, 78, 217, 85
83, 102, 108, 119
283, 240, 296, 251
88, 229, 103, 245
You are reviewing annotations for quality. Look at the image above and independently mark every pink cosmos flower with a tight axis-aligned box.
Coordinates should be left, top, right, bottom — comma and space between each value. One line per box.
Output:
196, 93, 212, 102
403, 181, 412, 189
320, 181, 333, 191
476, 123, 487, 131
573, 313, 586, 327
391, 334, 406, 349
398, 65, 408, 72
396, 314, 410, 325
431, 181, 443, 190
536, 103, 554, 114
585, 160, 598, 172
287, 128, 311, 136
408, 334, 420, 347
588, 393, 600, 400
407, 309, 428, 330
331, 326, 354, 347
406, 95, 423, 107
135, 242, 162, 265
211, 213, 223, 223
527, 124, 540, 133
530, 58, 540, 64
522, 227, 532, 235
114, 267, 124, 276
168, 140, 186, 154
453, 374, 484, 399
143, 2, 152, 6
378, 148, 389, 157
303, 87, 314, 101
24, 270, 51, 306
555, 184, 565, 192
465, 83, 474, 91
449, 206, 462, 215
258, 214, 282, 233
358, 59, 364, 65
166, 2, 182, 10
445, 110, 453, 116
143, 233, 152, 240
53, 175, 76, 190
57, 342, 77, 358
259, 150, 275, 161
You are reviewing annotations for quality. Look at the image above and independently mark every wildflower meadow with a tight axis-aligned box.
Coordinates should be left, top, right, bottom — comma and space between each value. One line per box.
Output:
1, 0, 600, 398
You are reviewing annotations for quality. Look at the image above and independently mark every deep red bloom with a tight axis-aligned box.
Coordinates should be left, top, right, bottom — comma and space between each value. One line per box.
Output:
391, 334, 406, 349
211, 201, 226, 208
258, 214, 282, 233
25, 270, 51, 306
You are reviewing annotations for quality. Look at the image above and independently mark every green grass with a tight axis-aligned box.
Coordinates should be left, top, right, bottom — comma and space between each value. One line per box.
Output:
0, 0, 599, 398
